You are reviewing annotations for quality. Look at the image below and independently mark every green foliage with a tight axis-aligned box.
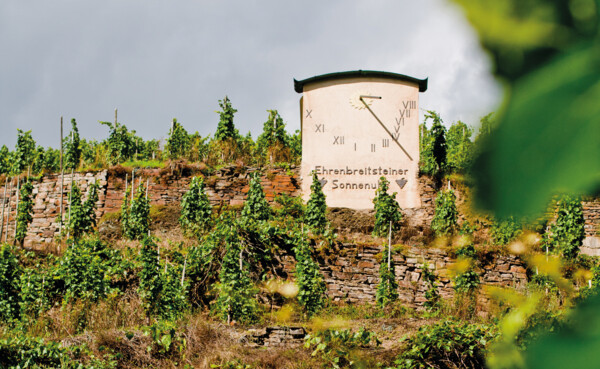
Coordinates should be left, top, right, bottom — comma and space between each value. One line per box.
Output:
15, 180, 34, 246
67, 182, 99, 240
0, 333, 117, 369
422, 263, 440, 312
274, 193, 305, 220
475, 113, 495, 145
31, 146, 45, 175
0, 145, 10, 174
424, 111, 447, 177
214, 96, 239, 141
143, 320, 187, 358
462, 1, 600, 218
391, 320, 497, 369
376, 243, 399, 307
289, 129, 302, 164
42, 147, 60, 173
452, 2, 600, 368
122, 183, 150, 240
256, 110, 290, 163
305, 172, 328, 234
19, 265, 53, 319
419, 123, 436, 176
166, 119, 191, 160
213, 222, 259, 324
138, 236, 161, 316
549, 194, 585, 260
490, 216, 522, 246
446, 120, 474, 173
241, 173, 271, 222
180, 176, 212, 236
137, 237, 188, 321
372, 176, 402, 237
14, 129, 36, 174
64, 118, 82, 170
60, 237, 114, 303
294, 233, 326, 317
431, 189, 458, 237
0, 245, 21, 323
304, 327, 381, 369
100, 119, 134, 165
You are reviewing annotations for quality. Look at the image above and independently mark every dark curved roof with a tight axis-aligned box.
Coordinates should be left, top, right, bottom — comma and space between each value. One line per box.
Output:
294, 70, 428, 93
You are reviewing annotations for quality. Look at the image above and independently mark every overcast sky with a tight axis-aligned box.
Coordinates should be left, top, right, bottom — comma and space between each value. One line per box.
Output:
0, 0, 502, 149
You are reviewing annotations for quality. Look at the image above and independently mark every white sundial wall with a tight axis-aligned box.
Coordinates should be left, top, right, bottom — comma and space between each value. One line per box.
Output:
295, 71, 427, 209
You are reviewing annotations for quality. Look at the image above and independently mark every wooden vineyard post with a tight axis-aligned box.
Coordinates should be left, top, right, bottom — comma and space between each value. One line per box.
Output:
4, 179, 12, 243
60, 116, 64, 234
66, 169, 74, 239
388, 220, 392, 270
0, 178, 7, 241
13, 177, 20, 243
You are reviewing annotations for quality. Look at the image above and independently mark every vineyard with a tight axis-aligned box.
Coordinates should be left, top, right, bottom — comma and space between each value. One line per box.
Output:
0, 93, 598, 368
2, 0, 600, 367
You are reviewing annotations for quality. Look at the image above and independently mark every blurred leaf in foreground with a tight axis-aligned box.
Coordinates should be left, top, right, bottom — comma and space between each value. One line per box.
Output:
474, 44, 600, 218
453, 0, 600, 218
525, 293, 600, 369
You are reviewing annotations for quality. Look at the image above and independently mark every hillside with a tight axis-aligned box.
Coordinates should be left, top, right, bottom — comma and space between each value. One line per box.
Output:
0, 161, 598, 368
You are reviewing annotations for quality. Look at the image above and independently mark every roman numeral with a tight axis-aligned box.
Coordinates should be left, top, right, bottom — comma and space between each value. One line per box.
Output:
314, 124, 324, 133
333, 136, 345, 145
393, 133, 400, 140
402, 100, 416, 109
371, 144, 376, 152
394, 125, 401, 133
305, 109, 312, 118
354, 143, 357, 151
382, 138, 389, 148
395, 117, 404, 126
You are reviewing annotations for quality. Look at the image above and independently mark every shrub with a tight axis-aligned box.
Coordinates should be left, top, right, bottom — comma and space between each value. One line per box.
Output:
422, 263, 440, 312
165, 118, 191, 160
376, 243, 399, 308
64, 118, 82, 170
61, 237, 111, 303
391, 320, 497, 369
180, 176, 212, 236
295, 233, 326, 317
372, 176, 402, 237
214, 96, 239, 141
431, 189, 458, 237
241, 173, 271, 222
122, 183, 150, 240
14, 129, 36, 174
550, 194, 585, 260
67, 181, 99, 240
490, 216, 522, 245
138, 236, 188, 321
256, 110, 290, 164
452, 242, 480, 317
213, 229, 259, 324
305, 172, 327, 234
0, 245, 21, 323
19, 266, 52, 319
446, 120, 474, 173
304, 327, 381, 369
15, 180, 34, 247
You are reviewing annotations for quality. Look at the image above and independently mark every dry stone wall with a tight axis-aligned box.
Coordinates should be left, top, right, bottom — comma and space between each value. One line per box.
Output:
0, 165, 598, 255
0, 166, 299, 249
281, 243, 527, 309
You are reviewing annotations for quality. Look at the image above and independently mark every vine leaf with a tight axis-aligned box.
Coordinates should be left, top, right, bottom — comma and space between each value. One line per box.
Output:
473, 42, 600, 218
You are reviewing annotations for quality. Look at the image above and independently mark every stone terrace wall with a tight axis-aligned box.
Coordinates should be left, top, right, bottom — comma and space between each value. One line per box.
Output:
581, 197, 600, 255
0, 166, 299, 249
0, 166, 598, 251
282, 243, 528, 309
